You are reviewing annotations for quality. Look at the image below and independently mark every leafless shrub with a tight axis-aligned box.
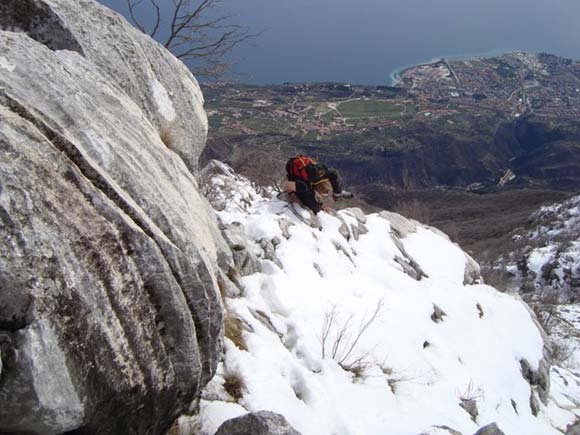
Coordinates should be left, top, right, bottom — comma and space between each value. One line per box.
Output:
552, 341, 575, 364
395, 199, 430, 224
456, 379, 484, 402
525, 291, 560, 334
524, 292, 577, 364
126, 0, 256, 79
319, 299, 384, 374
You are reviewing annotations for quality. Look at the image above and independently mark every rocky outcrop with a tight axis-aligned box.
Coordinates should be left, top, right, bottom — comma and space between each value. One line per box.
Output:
496, 195, 580, 301
221, 222, 262, 276
0, 1, 229, 434
516, 295, 552, 408
215, 411, 302, 435
567, 420, 580, 435
201, 160, 265, 213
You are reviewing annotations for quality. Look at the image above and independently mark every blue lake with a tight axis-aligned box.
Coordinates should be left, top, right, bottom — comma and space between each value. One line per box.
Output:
100, 0, 580, 85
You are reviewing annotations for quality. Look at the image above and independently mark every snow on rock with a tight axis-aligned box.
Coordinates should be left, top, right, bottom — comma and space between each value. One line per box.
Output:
152, 79, 177, 122
193, 162, 578, 435
502, 195, 580, 300
492, 194, 580, 382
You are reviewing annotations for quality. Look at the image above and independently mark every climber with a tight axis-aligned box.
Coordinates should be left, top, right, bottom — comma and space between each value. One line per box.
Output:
282, 155, 353, 214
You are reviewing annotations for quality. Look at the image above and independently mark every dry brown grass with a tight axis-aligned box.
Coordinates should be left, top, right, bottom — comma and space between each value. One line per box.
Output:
159, 125, 175, 149
224, 312, 248, 351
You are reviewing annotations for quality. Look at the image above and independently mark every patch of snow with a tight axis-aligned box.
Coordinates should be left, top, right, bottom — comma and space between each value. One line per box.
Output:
0, 56, 15, 72
200, 166, 578, 435
151, 79, 176, 122
528, 246, 557, 277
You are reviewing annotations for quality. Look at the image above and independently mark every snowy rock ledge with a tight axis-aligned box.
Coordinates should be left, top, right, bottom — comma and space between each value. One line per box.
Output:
499, 194, 580, 301
193, 161, 579, 435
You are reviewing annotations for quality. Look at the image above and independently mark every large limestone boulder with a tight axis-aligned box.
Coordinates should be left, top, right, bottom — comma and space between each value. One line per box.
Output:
0, 1, 229, 434
0, 0, 207, 172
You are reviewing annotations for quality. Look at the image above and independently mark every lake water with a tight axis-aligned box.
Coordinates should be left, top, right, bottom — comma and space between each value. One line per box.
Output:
100, 0, 580, 85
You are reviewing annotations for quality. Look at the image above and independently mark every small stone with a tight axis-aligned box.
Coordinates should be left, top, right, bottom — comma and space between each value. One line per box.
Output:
473, 423, 505, 435
460, 399, 478, 422
431, 304, 447, 323
215, 411, 301, 435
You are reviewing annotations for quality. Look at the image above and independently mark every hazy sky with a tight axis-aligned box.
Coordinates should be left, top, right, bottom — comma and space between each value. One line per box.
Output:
99, 0, 580, 84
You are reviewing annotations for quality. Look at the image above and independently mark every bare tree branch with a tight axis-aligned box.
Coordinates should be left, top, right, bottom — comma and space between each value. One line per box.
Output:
149, 0, 161, 38
127, 0, 147, 33
125, 0, 255, 79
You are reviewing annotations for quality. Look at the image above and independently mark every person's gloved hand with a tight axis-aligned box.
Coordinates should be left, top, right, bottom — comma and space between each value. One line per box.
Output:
333, 190, 353, 200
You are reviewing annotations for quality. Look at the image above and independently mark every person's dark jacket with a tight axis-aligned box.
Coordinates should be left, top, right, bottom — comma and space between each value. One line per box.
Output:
287, 165, 342, 214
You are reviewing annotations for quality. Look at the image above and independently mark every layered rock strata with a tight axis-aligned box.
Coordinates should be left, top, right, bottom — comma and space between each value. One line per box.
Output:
0, 1, 229, 433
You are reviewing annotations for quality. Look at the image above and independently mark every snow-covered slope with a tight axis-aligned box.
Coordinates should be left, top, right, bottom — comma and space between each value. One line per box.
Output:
193, 162, 579, 435
499, 195, 580, 301
486, 195, 580, 391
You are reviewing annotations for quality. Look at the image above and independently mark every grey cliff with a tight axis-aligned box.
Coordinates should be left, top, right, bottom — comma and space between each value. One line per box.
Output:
0, 0, 230, 434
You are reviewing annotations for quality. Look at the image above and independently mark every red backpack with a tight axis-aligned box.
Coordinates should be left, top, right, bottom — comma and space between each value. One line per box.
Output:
286, 155, 321, 182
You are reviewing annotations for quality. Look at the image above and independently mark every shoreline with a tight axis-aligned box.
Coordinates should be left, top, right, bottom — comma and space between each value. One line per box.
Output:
209, 49, 578, 88
387, 48, 524, 86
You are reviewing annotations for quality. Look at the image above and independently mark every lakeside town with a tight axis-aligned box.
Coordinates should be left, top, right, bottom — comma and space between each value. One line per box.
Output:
203, 52, 580, 140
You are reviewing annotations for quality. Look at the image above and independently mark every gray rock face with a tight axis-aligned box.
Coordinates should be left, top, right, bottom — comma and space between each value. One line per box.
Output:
222, 222, 261, 276
520, 357, 551, 405
464, 254, 482, 285
215, 411, 302, 435
379, 210, 482, 284
0, 0, 84, 53
379, 211, 419, 238
259, 238, 283, 269
0, 1, 229, 434
567, 420, 580, 435
516, 295, 552, 406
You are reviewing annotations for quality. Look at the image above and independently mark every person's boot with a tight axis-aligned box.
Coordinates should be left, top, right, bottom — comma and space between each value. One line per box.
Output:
333, 190, 354, 200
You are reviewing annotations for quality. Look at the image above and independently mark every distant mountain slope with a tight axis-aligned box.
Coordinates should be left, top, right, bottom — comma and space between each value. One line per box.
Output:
491, 195, 580, 300
202, 53, 580, 192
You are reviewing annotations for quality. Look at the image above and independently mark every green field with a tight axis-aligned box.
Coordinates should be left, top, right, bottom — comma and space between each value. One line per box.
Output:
337, 99, 404, 119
